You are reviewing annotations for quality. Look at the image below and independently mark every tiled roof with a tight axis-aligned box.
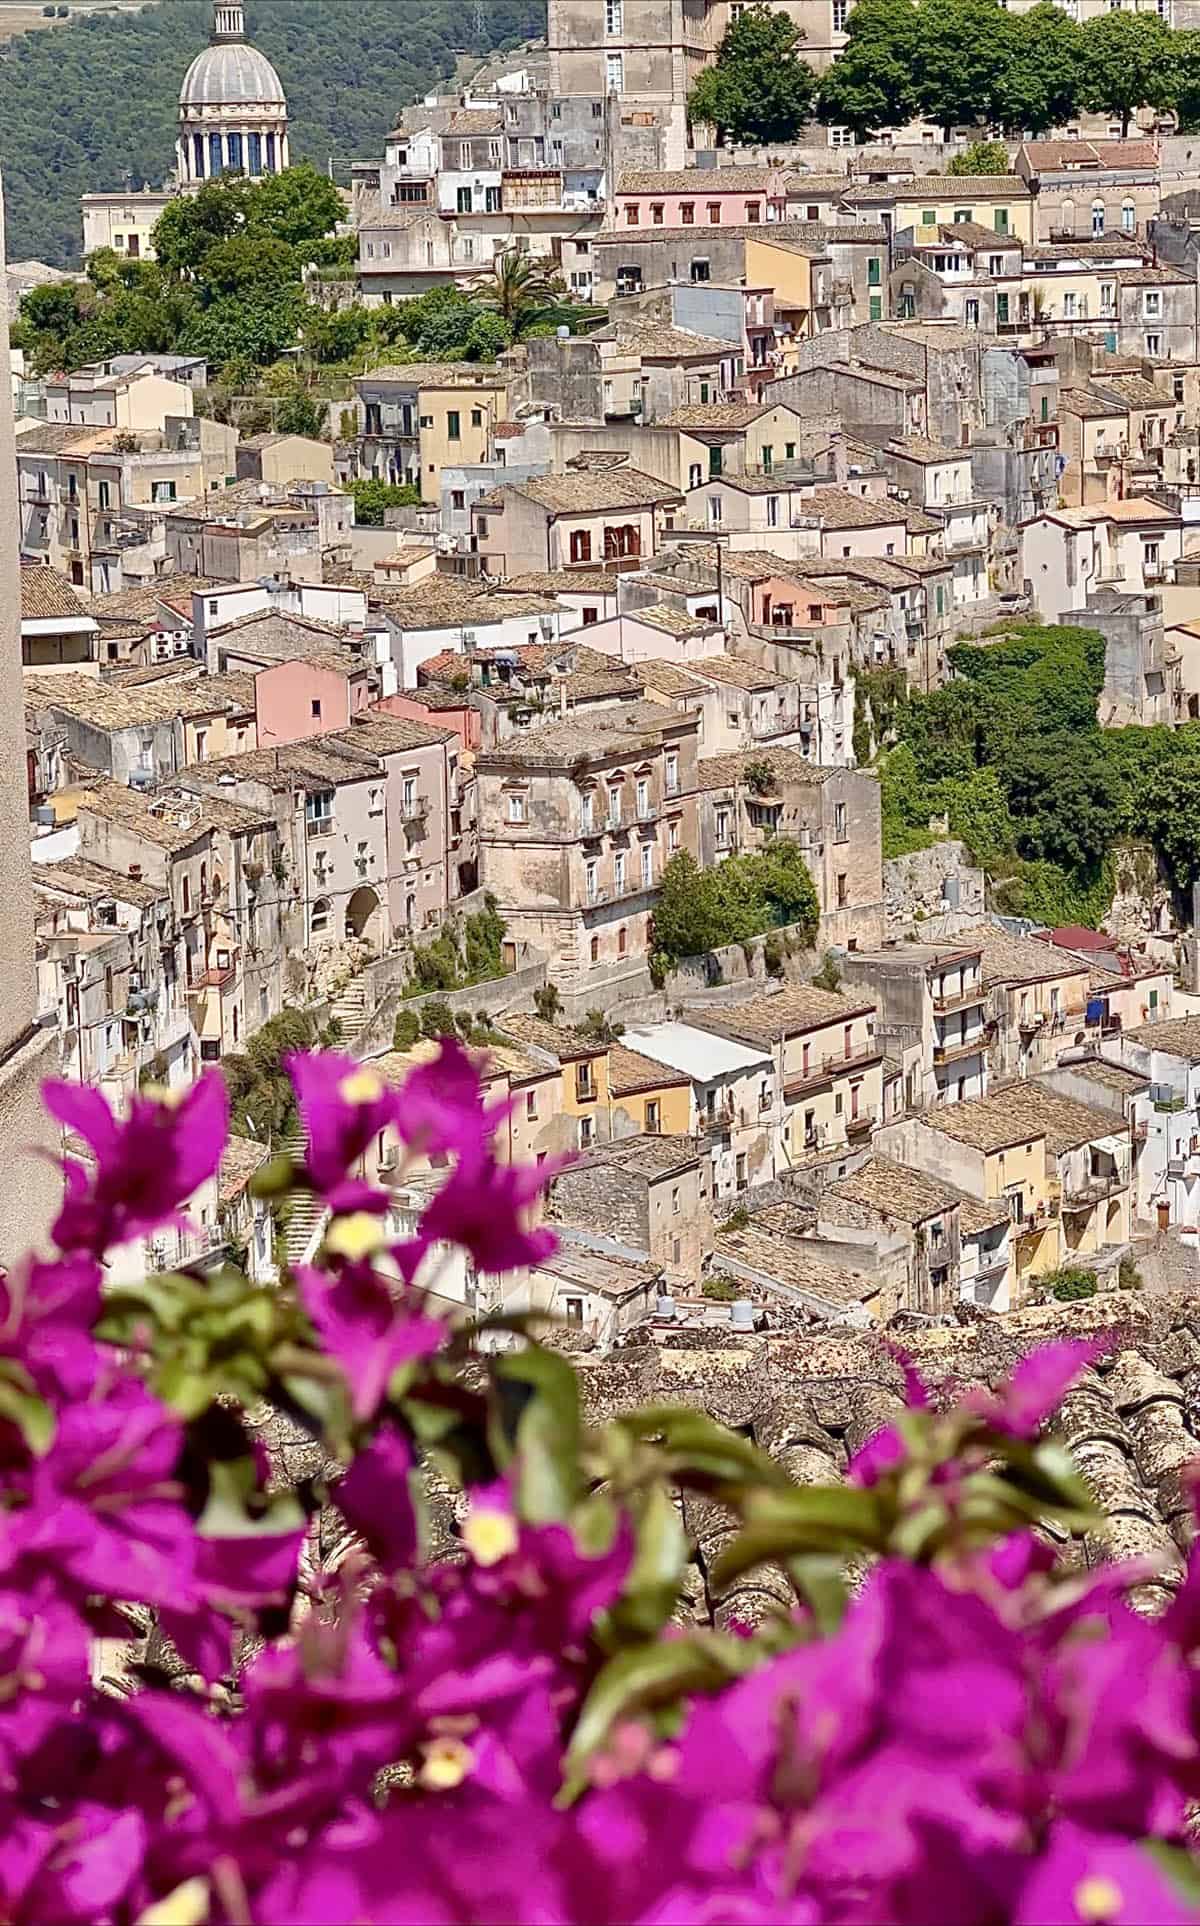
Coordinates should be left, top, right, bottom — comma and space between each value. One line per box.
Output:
688, 984, 874, 1046
801, 486, 908, 529
608, 1042, 690, 1098
713, 1224, 876, 1311
847, 174, 1028, 198
607, 319, 735, 361
34, 856, 163, 909
631, 604, 714, 638
1126, 1016, 1200, 1060
618, 168, 777, 194
916, 1089, 1049, 1154
220, 1133, 268, 1206
697, 748, 838, 792
25, 672, 248, 729
357, 362, 507, 389
496, 468, 682, 513
336, 713, 456, 754
20, 565, 93, 623
991, 1081, 1126, 1154
498, 1014, 607, 1063
691, 655, 778, 691
477, 701, 686, 769
186, 739, 382, 794
657, 403, 771, 429
500, 570, 620, 596
445, 107, 503, 134
821, 1153, 961, 1227
975, 923, 1091, 988
637, 658, 708, 696
536, 1238, 662, 1301
1114, 267, 1193, 286
589, 1133, 702, 1178
885, 436, 966, 464
1020, 138, 1158, 172
77, 780, 271, 851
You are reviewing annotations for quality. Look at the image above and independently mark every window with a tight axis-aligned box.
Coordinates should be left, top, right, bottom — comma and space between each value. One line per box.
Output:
590, 935, 600, 962
457, 185, 473, 214
833, 0, 849, 25
688, 462, 702, 489
471, 408, 483, 428
993, 207, 1009, 233
690, 257, 710, 282
606, 51, 623, 91
577, 1059, 595, 1101
311, 897, 330, 936
564, 1296, 584, 1325
646, 1099, 660, 1133
707, 203, 721, 225
767, 496, 779, 528
680, 202, 694, 225
608, 783, 622, 826
578, 1116, 594, 1149
869, 295, 882, 322
1144, 290, 1163, 319
507, 792, 526, 824
636, 776, 650, 817
446, 410, 461, 440
806, 204, 819, 221
1146, 333, 1162, 357
605, 0, 623, 28
708, 495, 722, 526
98, 480, 110, 510
671, 1187, 680, 1216
1063, 291, 1077, 320
716, 807, 731, 848
586, 859, 599, 903
451, 489, 466, 511
652, 203, 664, 225
525, 1090, 537, 1122
485, 185, 502, 213
614, 851, 626, 894
641, 843, 653, 888
1091, 199, 1105, 237
953, 208, 971, 225
306, 789, 334, 834
665, 752, 679, 794
996, 292, 1010, 326
569, 529, 592, 564
1122, 200, 1136, 233
837, 871, 848, 908
311, 699, 322, 722
834, 800, 847, 842
867, 255, 881, 288
669, 818, 680, 851
965, 298, 979, 329
746, 201, 760, 222
922, 209, 936, 227
592, 99, 603, 117
626, 203, 640, 225
1175, 375, 1186, 403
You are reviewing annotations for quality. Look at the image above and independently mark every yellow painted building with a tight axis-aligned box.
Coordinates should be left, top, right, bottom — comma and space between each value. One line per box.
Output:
608, 1042, 693, 1137
417, 376, 510, 498
897, 179, 1034, 246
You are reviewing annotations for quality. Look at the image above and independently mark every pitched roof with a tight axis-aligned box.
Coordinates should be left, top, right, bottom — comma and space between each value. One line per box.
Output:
822, 1153, 962, 1227
990, 1081, 1126, 1153
589, 1133, 701, 1178
608, 1042, 690, 1098
477, 700, 686, 769
77, 780, 271, 851
1021, 138, 1158, 172
498, 1013, 607, 1063
916, 1090, 1048, 1155
712, 1224, 876, 1311
492, 469, 682, 514
1126, 1016, 1200, 1060
636, 658, 709, 696
618, 168, 777, 194
696, 747, 840, 791
975, 923, 1091, 988
847, 174, 1028, 199
689, 985, 874, 1046
20, 565, 94, 623
24, 671, 249, 729
801, 486, 908, 529
657, 402, 772, 429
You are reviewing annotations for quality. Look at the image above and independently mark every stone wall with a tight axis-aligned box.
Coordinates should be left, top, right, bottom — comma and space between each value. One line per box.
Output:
664, 923, 821, 1001
355, 955, 548, 1060
884, 841, 986, 938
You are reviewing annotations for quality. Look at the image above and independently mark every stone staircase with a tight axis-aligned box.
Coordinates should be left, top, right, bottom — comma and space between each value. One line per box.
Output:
329, 978, 369, 1057
281, 1116, 326, 1271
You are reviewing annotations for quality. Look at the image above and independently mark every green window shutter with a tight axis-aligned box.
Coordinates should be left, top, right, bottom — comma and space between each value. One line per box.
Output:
868, 256, 881, 286
869, 295, 882, 321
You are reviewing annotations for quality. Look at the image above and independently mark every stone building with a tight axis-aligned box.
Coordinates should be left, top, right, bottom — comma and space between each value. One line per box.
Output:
476, 701, 701, 983
549, 1133, 712, 1281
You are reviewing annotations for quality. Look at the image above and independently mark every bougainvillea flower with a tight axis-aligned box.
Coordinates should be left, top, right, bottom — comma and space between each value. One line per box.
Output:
287, 1052, 406, 1212
298, 1261, 445, 1420
965, 1338, 1108, 1439
1014, 1823, 1198, 1924
335, 1423, 419, 1571
395, 1036, 512, 1160
0, 1252, 103, 1403
44, 1074, 228, 1257
418, 1149, 566, 1275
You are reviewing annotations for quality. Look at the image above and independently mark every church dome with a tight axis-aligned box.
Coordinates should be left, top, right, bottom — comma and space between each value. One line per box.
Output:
180, 39, 285, 109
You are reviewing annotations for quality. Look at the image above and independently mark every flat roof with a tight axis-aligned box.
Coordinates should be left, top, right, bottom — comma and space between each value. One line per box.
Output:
621, 1020, 773, 1081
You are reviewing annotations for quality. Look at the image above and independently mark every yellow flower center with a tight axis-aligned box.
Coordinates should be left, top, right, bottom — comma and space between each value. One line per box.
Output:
1074, 1876, 1124, 1923
324, 1213, 388, 1262
418, 1737, 474, 1790
462, 1507, 519, 1567
134, 1878, 212, 1926
143, 1082, 187, 1111
339, 1068, 384, 1105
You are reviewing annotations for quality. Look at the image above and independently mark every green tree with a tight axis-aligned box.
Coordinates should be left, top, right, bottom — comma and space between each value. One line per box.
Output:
152, 175, 256, 278
815, 0, 919, 138
180, 290, 302, 372
200, 234, 297, 300
1080, 10, 1177, 135
912, 0, 1022, 138
653, 852, 718, 963
244, 162, 345, 251
947, 139, 1010, 174
471, 251, 565, 340
350, 478, 422, 525
1136, 754, 1200, 893
687, 3, 817, 143
301, 302, 373, 366
465, 310, 514, 361
274, 388, 327, 438
997, 4, 1085, 134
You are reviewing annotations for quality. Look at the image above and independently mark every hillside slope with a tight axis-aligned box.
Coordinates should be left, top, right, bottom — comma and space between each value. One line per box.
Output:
0, 0, 545, 266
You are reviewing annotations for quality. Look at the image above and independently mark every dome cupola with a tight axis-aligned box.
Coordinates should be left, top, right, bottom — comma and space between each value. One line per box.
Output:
177, 2, 289, 186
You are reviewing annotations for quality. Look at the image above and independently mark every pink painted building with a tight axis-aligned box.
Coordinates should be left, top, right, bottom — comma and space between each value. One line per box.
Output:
337, 712, 479, 927
614, 167, 783, 232
374, 691, 482, 752
254, 653, 372, 750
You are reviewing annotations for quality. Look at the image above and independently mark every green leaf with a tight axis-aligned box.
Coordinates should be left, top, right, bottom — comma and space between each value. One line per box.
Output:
495, 1347, 582, 1524
249, 1153, 296, 1199
712, 1485, 886, 1587
0, 1365, 54, 1455
197, 1458, 306, 1540
562, 1631, 750, 1794
787, 1553, 850, 1634
607, 1485, 690, 1641
616, 1406, 792, 1492
1143, 1841, 1200, 1905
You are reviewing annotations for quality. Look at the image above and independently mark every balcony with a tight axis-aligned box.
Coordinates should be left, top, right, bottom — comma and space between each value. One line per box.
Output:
400, 796, 428, 822
846, 1111, 876, 1139
1060, 1170, 1127, 1210
933, 1035, 986, 1067
698, 1100, 736, 1137
931, 985, 985, 1016
1133, 1120, 1149, 1143
784, 1046, 880, 1100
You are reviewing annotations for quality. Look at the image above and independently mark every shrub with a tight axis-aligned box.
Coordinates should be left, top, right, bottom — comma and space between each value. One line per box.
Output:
419, 998, 457, 1039
391, 1008, 421, 1050
812, 951, 842, 993
534, 984, 563, 1022
702, 1273, 740, 1301
1046, 1267, 1099, 1302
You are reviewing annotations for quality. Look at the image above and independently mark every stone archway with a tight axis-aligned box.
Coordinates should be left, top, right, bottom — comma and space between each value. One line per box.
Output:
345, 885, 383, 948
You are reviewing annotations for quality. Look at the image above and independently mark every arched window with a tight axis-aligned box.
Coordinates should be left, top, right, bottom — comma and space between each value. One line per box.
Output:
1061, 198, 1075, 236
1091, 198, 1105, 237
311, 897, 331, 937
1121, 200, 1136, 233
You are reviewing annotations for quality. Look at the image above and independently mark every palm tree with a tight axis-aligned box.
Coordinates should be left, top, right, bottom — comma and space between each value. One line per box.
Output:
471, 250, 565, 339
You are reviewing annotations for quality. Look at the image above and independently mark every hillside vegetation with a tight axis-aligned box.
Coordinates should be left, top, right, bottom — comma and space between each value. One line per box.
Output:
863, 624, 1200, 927
0, 0, 545, 266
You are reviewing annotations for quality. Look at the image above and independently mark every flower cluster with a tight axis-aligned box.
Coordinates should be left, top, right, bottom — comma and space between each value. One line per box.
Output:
2, 1048, 1199, 1924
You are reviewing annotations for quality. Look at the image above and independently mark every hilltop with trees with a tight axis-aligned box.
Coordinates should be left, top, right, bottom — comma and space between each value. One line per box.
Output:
0, 0, 544, 267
